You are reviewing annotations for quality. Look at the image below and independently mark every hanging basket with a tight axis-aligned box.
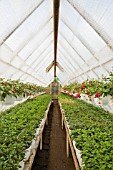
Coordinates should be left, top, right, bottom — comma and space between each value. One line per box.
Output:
91, 95, 95, 104
94, 97, 99, 105
109, 101, 113, 111
80, 94, 86, 101
0, 101, 3, 109
4, 95, 15, 105
102, 95, 111, 105
15, 96, 23, 101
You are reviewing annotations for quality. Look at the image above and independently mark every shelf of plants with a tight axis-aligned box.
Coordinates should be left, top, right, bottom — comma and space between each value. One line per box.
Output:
0, 78, 48, 112
63, 71, 113, 113
0, 94, 51, 170
59, 94, 113, 170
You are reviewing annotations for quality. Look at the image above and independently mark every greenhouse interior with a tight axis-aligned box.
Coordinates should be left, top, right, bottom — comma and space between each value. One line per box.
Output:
0, 0, 113, 170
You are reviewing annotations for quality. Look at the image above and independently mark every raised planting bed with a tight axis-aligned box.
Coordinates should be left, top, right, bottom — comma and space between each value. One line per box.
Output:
59, 94, 113, 170
0, 94, 51, 170
59, 101, 80, 170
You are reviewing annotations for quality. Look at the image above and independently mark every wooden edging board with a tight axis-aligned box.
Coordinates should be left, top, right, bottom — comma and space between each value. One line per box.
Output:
59, 101, 81, 170
23, 101, 52, 170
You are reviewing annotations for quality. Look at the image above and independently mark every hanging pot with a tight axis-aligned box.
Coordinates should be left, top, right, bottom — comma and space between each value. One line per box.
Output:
94, 97, 99, 105
0, 101, 3, 109
4, 95, 15, 105
109, 101, 113, 111
80, 94, 86, 101
15, 95, 23, 101
102, 95, 111, 105
91, 95, 95, 104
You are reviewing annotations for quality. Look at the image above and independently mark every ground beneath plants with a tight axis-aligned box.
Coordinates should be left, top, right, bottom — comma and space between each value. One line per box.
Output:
31, 100, 75, 170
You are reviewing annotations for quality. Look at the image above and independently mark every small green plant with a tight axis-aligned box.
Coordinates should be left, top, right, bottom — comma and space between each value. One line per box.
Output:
59, 94, 113, 170
0, 94, 51, 169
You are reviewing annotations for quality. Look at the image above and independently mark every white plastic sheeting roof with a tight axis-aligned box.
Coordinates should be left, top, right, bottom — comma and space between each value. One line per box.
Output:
0, 0, 113, 86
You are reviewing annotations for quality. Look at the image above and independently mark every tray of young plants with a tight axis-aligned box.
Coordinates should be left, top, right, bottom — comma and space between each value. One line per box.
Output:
59, 94, 113, 170
0, 94, 51, 170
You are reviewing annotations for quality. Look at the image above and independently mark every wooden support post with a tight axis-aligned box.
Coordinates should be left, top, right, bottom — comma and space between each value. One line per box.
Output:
62, 112, 64, 129
40, 133, 42, 150
46, 117, 48, 125
66, 134, 69, 158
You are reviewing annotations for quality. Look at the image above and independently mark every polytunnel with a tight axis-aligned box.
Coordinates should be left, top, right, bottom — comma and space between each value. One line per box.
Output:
0, 0, 113, 170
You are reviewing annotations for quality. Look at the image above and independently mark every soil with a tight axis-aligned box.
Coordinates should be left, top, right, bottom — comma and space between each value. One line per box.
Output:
31, 99, 75, 170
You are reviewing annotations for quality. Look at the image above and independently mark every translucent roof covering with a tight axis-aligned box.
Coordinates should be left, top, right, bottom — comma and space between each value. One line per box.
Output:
0, 0, 113, 86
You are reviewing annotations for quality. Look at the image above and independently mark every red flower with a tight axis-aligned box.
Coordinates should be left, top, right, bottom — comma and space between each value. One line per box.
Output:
12, 89, 15, 93
75, 93, 81, 98
26, 93, 30, 96
81, 85, 85, 90
95, 93, 101, 98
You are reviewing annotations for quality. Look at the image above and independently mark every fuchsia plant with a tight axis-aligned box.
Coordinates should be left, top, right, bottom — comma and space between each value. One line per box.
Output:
63, 71, 113, 99
0, 78, 47, 101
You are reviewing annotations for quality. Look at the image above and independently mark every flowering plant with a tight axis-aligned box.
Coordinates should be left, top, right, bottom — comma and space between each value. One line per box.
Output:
75, 93, 81, 98
63, 71, 113, 101
102, 71, 113, 97
0, 78, 17, 101
0, 78, 47, 101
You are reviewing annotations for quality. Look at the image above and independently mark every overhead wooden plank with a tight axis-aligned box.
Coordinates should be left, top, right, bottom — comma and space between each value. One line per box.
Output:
53, 0, 60, 81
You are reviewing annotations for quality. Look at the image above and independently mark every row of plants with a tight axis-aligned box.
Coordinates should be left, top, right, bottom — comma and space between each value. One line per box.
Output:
0, 78, 48, 101
0, 94, 51, 170
63, 71, 113, 100
59, 94, 113, 170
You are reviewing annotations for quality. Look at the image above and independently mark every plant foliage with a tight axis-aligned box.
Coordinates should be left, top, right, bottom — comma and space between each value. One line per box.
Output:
59, 94, 113, 170
0, 94, 51, 170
